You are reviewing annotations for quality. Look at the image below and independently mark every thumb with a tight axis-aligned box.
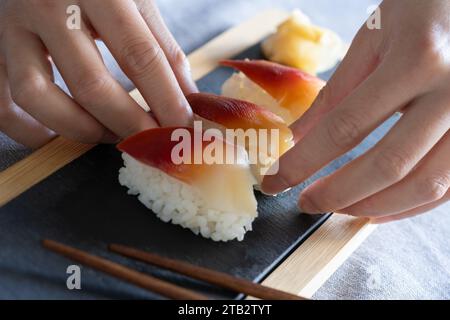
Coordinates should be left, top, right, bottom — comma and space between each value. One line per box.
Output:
290, 25, 382, 142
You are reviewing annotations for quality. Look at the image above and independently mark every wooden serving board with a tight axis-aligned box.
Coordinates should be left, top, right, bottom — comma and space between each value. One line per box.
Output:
0, 10, 394, 299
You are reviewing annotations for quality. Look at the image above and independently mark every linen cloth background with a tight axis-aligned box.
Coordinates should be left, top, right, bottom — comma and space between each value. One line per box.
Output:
0, 0, 448, 299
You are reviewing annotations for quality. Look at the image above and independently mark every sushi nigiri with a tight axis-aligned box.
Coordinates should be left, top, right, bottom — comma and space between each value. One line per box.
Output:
187, 93, 294, 184
221, 59, 325, 125
118, 127, 257, 242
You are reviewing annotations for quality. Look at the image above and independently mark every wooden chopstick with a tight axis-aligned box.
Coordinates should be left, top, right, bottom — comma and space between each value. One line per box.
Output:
109, 244, 305, 300
42, 239, 208, 300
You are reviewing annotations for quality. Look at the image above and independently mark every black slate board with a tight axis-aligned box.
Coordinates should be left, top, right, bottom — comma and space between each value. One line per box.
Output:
0, 43, 398, 299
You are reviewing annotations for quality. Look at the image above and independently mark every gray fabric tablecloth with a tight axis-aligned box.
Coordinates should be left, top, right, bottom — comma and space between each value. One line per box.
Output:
1, 0, 449, 299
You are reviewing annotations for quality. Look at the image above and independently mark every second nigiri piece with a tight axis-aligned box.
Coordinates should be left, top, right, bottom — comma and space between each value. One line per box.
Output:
188, 93, 294, 185
221, 59, 325, 125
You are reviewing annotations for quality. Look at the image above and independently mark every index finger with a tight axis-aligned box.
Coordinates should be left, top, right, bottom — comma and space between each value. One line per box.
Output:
83, 0, 193, 127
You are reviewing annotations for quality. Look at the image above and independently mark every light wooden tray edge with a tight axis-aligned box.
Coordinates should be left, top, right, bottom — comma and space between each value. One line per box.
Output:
261, 215, 376, 298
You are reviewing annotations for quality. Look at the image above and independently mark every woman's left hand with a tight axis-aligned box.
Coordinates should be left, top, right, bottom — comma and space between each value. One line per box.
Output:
262, 0, 450, 223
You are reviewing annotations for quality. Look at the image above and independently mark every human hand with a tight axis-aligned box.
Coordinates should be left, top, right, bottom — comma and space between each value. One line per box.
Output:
0, 0, 195, 148
262, 0, 450, 223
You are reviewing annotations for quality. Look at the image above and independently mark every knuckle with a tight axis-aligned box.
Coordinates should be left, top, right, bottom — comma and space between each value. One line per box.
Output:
414, 31, 448, 73
419, 35, 441, 60
416, 174, 449, 203
373, 148, 412, 181
120, 38, 163, 78
326, 111, 364, 149
172, 47, 189, 67
70, 125, 105, 144
170, 46, 193, 80
11, 74, 48, 107
72, 73, 114, 107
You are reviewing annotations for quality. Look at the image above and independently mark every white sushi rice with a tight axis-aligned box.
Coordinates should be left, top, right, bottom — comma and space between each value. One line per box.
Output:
119, 153, 255, 242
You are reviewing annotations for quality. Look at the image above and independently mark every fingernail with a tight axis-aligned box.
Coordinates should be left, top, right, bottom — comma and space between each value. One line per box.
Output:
182, 63, 199, 94
280, 187, 292, 194
187, 80, 199, 94
182, 79, 198, 95
259, 186, 292, 196
261, 175, 290, 195
298, 192, 322, 214
101, 131, 120, 144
